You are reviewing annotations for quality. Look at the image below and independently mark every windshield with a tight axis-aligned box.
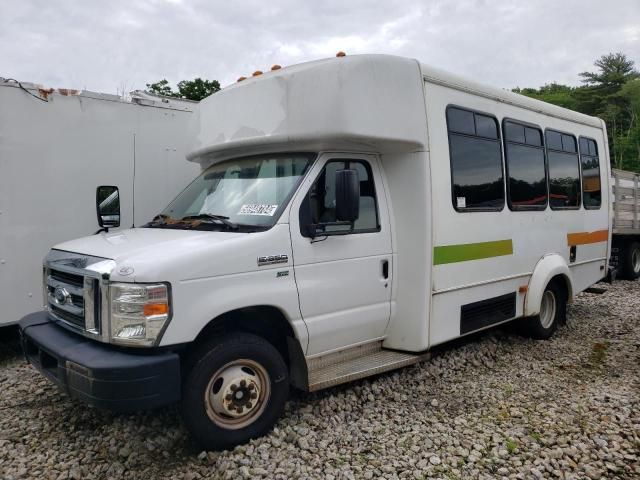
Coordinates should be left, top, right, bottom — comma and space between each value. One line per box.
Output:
150, 153, 314, 231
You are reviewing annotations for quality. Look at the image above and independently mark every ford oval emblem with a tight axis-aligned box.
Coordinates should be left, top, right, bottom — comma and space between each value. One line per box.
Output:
119, 266, 135, 276
53, 287, 71, 305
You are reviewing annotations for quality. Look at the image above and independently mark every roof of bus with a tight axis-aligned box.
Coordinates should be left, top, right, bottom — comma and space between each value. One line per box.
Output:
189, 54, 602, 162
417, 61, 602, 128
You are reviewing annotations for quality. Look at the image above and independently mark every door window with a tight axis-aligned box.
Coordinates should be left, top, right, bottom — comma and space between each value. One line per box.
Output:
306, 159, 380, 233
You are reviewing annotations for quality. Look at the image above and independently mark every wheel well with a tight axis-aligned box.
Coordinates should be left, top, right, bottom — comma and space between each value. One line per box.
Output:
191, 306, 308, 390
548, 274, 571, 303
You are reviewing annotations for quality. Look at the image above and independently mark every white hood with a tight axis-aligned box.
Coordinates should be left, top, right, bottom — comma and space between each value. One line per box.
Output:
52, 226, 289, 283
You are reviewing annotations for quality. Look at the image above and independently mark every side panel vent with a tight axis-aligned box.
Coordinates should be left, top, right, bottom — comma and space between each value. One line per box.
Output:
460, 292, 516, 335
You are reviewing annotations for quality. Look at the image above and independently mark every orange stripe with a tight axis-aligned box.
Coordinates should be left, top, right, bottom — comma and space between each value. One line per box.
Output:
567, 229, 608, 246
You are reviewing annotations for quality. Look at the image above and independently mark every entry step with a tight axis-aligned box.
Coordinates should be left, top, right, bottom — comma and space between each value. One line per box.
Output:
307, 341, 429, 391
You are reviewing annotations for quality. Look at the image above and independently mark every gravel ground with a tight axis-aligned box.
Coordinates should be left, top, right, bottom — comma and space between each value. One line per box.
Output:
1, 281, 639, 480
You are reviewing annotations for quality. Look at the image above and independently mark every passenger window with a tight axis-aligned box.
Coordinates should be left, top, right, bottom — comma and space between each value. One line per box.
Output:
504, 120, 547, 210
546, 130, 581, 209
447, 107, 504, 211
579, 137, 601, 209
308, 159, 379, 233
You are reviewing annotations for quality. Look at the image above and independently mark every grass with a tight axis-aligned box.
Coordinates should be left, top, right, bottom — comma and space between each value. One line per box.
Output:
529, 431, 542, 444
505, 439, 518, 454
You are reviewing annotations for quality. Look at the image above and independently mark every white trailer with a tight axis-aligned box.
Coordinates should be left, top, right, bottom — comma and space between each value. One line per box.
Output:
611, 168, 640, 279
19, 54, 611, 450
0, 80, 200, 325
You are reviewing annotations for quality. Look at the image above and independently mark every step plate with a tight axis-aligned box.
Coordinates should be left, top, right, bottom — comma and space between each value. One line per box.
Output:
308, 349, 428, 392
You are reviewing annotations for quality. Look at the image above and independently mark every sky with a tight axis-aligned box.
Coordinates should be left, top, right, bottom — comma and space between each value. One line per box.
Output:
1, 0, 639, 95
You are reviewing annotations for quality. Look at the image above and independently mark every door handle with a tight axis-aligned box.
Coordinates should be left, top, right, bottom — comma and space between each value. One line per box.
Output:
382, 259, 389, 279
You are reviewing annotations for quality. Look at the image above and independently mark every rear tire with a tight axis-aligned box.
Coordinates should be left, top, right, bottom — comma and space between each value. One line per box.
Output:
620, 241, 640, 280
519, 281, 566, 340
181, 332, 289, 450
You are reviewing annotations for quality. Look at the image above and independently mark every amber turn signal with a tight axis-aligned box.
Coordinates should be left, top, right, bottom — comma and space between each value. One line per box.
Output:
143, 303, 169, 316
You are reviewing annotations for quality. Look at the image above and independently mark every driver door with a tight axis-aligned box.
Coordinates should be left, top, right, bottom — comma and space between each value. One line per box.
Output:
289, 153, 393, 356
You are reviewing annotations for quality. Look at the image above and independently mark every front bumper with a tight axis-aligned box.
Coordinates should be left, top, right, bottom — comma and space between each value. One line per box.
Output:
19, 312, 181, 412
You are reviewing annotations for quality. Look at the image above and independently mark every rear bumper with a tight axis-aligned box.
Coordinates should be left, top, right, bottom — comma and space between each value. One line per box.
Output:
19, 312, 181, 412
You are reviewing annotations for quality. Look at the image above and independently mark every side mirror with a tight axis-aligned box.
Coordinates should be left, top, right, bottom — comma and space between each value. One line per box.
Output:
335, 169, 360, 223
96, 186, 120, 230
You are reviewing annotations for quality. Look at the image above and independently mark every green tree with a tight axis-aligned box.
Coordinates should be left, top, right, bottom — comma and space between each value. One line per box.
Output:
145, 79, 178, 98
513, 52, 640, 172
513, 83, 577, 110
176, 78, 220, 101
145, 77, 220, 101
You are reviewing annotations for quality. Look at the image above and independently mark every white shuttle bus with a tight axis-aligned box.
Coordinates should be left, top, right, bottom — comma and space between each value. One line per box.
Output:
19, 55, 611, 450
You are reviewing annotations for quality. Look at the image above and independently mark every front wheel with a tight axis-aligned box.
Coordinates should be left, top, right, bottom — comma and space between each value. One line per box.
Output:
519, 281, 566, 340
181, 332, 289, 450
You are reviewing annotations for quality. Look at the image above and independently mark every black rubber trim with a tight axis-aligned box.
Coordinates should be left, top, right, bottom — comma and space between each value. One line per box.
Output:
460, 292, 516, 335
19, 311, 181, 412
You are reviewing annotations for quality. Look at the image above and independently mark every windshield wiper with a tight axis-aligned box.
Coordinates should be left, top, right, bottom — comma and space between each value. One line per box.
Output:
181, 214, 239, 230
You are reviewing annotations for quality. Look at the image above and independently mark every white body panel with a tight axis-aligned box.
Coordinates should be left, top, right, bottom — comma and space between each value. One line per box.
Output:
34, 55, 611, 366
0, 83, 199, 325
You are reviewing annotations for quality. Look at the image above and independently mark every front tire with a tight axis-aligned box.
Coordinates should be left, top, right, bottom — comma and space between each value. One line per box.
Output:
620, 241, 640, 280
520, 281, 566, 340
181, 332, 289, 450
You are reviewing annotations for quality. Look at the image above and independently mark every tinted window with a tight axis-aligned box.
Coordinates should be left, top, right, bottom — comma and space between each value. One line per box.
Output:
449, 135, 504, 210
504, 121, 547, 210
562, 134, 576, 153
548, 151, 581, 208
308, 159, 379, 232
525, 127, 542, 146
447, 108, 475, 135
505, 122, 525, 144
546, 130, 563, 151
580, 137, 601, 209
475, 114, 498, 139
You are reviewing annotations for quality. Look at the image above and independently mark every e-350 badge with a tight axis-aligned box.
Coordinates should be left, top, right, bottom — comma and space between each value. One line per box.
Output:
257, 254, 288, 266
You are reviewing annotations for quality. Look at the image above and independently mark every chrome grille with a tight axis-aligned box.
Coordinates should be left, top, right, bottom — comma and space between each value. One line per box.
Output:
47, 269, 86, 328
44, 249, 115, 341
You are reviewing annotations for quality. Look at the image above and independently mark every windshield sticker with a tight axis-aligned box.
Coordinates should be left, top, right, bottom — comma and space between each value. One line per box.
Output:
238, 204, 279, 216
456, 197, 466, 209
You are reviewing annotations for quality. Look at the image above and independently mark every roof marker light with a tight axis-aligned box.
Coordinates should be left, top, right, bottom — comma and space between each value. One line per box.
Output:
237, 76, 247, 82
336, 51, 346, 57
271, 64, 282, 71
252, 70, 263, 77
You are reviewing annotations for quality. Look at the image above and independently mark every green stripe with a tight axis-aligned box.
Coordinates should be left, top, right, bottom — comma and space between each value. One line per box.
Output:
433, 239, 513, 265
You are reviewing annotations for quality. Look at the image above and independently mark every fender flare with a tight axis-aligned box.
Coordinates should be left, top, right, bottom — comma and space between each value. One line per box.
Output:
525, 254, 574, 317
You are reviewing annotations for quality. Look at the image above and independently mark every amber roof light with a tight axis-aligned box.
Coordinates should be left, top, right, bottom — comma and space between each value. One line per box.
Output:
336, 51, 346, 57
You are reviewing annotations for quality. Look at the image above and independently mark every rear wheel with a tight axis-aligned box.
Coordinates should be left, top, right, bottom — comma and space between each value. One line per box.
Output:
181, 332, 289, 450
620, 241, 640, 280
520, 281, 566, 339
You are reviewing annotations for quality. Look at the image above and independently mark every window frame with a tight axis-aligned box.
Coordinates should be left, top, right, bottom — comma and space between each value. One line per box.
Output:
300, 157, 381, 236
446, 105, 506, 213
544, 128, 582, 211
578, 136, 602, 211
502, 118, 548, 212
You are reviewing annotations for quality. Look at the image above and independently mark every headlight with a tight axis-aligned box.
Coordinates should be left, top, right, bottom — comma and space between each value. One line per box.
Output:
109, 283, 171, 346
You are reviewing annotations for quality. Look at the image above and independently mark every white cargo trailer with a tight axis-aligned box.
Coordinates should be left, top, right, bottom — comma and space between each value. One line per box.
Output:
0, 80, 199, 325
611, 168, 640, 279
19, 54, 611, 450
